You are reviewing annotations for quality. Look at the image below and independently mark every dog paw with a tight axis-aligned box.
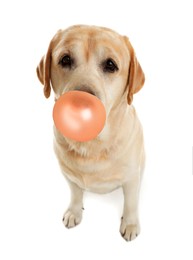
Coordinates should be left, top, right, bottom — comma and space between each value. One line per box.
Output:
120, 218, 140, 241
62, 210, 82, 228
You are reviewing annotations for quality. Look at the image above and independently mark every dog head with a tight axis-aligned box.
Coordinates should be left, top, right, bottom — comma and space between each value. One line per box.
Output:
36, 25, 145, 111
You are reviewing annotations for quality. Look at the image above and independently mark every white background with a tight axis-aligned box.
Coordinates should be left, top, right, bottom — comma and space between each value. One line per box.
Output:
0, 0, 193, 259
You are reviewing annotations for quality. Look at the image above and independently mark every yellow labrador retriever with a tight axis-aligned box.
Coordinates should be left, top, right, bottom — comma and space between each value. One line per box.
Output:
36, 25, 145, 241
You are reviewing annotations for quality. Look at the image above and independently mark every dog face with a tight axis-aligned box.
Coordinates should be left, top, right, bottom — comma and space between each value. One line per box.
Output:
37, 25, 145, 114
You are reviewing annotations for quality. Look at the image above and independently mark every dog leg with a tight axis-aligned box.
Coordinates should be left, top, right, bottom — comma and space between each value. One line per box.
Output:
63, 180, 84, 228
120, 175, 140, 241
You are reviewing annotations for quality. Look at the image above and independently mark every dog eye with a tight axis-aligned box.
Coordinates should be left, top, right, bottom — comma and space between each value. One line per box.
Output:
59, 55, 73, 68
102, 58, 118, 73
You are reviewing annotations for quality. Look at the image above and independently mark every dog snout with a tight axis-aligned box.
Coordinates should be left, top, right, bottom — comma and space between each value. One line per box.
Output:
74, 86, 96, 97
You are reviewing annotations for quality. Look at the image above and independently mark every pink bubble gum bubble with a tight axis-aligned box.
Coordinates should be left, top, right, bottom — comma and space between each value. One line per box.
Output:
53, 91, 106, 142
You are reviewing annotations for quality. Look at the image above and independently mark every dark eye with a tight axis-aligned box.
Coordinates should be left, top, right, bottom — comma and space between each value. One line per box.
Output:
59, 55, 73, 68
102, 58, 118, 73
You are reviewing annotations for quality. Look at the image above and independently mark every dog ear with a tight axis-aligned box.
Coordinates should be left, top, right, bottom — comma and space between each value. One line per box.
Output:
36, 41, 52, 98
124, 37, 145, 105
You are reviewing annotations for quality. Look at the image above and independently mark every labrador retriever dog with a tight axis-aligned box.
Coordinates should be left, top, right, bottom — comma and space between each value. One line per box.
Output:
36, 25, 145, 241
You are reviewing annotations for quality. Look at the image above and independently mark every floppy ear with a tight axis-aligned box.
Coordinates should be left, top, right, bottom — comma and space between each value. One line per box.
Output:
124, 37, 145, 105
36, 42, 52, 98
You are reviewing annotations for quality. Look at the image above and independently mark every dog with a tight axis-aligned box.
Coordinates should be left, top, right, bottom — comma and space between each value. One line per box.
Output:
36, 25, 145, 241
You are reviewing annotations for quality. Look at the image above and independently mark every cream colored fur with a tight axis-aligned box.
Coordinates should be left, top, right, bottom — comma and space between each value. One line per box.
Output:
36, 25, 145, 241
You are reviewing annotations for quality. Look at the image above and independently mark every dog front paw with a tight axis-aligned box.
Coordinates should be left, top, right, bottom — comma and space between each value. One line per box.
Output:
120, 218, 140, 241
62, 209, 82, 228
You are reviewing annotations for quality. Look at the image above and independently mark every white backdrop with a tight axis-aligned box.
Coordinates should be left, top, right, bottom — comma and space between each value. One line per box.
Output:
0, 0, 193, 259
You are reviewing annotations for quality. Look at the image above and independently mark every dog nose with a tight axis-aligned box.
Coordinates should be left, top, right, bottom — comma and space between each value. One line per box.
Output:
74, 86, 96, 96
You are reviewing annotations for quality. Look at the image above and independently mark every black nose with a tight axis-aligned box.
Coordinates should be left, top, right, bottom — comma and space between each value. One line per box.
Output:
74, 86, 96, 96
